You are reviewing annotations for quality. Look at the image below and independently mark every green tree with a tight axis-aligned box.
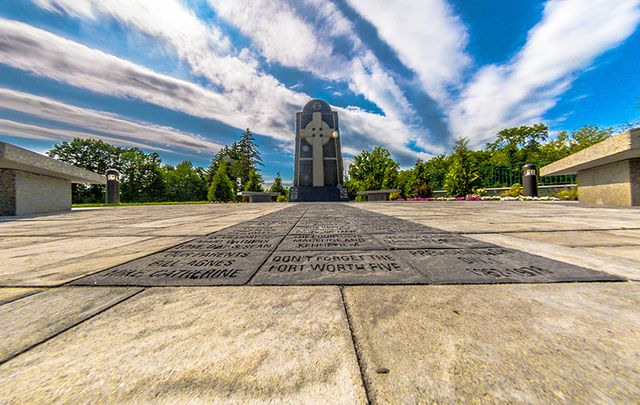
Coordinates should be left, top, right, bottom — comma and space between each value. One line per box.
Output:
348, 146, 399, 195
47, 138, 119, 203
163, 161, 207, 201
243, 168, 264, 192
269, 172, 286, 196
444, 138, 480, 197
487, 123, 549, 165
208, 161, 235, 202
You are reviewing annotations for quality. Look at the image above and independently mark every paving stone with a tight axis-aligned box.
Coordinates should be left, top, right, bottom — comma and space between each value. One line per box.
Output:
343, 283, 640, 403
0, 287, 43, 305
184, 234, 284, 251
0, 287, 367, 403
374, 232, 497, 249
252, 251, 427, 285
398, 247, 624, 284
72, 249, 271, 286
278, 233, 384, 251
0, 286, 141, 363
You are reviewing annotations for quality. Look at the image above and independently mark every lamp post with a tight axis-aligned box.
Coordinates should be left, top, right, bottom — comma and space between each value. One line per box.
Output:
522, 163, 538, 197
105, 168, 121, 204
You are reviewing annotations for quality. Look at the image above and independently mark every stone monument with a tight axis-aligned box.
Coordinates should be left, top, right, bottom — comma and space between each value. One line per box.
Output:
290, 99, 348, 202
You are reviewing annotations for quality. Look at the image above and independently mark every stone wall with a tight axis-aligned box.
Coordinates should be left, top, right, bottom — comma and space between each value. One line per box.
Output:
578, 158, 638, 206
0, 169, 17, 215
14, 171, 71, 215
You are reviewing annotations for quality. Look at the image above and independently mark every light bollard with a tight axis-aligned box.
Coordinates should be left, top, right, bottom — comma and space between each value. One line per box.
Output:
105, 168, 121, 204
522, 163, 538, 197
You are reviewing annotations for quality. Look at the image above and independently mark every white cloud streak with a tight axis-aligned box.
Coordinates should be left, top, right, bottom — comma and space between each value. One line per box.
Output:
0, 118, 175, 152
0, 88, 223, 153
346, 0, 470, 106
449, 0, 640, 146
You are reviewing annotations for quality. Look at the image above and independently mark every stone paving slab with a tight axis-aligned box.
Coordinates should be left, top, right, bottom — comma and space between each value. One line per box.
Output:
0, 286, 141, 363
252, 250, 426, 285
0, 287, 367, 404
74, 249, 271, 286
343, 283, 640, 403
398, 247, 622, 284
0, 287, 44, 305
74, 204, 625, 286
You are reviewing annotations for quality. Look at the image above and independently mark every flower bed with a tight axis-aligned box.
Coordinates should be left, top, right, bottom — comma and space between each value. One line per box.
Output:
399, 195, 559, 202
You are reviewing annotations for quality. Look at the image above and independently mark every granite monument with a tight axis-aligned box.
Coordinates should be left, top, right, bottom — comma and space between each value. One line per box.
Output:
290, 99, 348, 202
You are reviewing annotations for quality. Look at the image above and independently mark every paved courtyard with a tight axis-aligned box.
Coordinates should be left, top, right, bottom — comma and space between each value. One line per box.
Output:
1, 201, 639, 403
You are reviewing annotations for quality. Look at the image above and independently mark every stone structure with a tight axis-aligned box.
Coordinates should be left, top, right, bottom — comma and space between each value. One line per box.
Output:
290, 99, 348, 202
541, 128, 639, 206
357, 189, 402, 201
0, 142, 105, 215
237, 191, 280, 203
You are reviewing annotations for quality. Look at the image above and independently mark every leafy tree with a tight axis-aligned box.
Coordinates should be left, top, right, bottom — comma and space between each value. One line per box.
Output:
118, 149, 165, 202
444, 138, 480, 197
163, 161, 207, 201
487, 123, 549, 165
269, 172, 286, 196
208, 161, 235, 202
47, 138, 119, 203
243, 168, 264, 192
348, 146, 399, 194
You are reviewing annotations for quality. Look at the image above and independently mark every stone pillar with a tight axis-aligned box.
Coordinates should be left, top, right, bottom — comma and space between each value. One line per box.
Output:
105, 169, 120, 204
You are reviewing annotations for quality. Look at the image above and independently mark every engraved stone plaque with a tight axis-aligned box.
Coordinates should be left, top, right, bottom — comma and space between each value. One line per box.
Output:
398, 248, 623, 284
374, 233, 496, 249
72, 250, 271, 286
278, 233, 383, 251
252, 251, 427, 285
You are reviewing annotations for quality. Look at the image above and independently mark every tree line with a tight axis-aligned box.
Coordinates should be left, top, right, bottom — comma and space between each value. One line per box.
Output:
48, 128, 286, 203
345, 123, 625, 199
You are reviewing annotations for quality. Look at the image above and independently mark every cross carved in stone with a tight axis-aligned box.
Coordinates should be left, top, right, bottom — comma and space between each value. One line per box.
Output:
299, 111, 332, 187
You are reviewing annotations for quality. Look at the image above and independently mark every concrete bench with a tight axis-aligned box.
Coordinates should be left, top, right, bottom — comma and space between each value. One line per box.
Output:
540, 128, 639, 206
357, 189, 401, 201
237, 191, 280, 203
1, 142, 105, 215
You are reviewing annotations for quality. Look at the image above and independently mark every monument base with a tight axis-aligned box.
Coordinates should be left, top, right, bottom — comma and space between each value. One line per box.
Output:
290, 186, 349, 202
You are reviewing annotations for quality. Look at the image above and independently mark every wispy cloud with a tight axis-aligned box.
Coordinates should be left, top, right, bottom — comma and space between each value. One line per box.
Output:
449, 0, 640, 146
0, 88, 223, 153
346, 0, 470, 106
0, 118, 175, 152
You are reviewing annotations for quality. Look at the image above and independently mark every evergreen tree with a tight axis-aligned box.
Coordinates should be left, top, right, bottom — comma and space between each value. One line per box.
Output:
269, 172, 286, 196
444, 138, 480, 197
208, 161, 235, 202
243, 168, 264, 192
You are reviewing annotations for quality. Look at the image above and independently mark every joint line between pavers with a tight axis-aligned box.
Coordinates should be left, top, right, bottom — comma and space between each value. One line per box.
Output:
0, 288, 145, 366
339, 286, 373, 404
0, 289, 47, 306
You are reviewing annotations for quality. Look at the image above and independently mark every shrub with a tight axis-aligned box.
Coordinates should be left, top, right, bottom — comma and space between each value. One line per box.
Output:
389, 192, 401, 201
415, 184, 433, 198
501, 183, 523, 197
276, 195, 288, 202
555, 188, 578, 200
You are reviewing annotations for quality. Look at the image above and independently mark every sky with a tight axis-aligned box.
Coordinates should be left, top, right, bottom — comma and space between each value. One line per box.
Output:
1, 0, 639, 185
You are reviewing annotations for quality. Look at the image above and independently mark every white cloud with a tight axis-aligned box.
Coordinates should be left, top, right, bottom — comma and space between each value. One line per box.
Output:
0, 18, 295, 141
207, 0, 419, 124
346, 0, 470, 106
0, 88, 223, 153
0, 118, 175, 152
449, 0, 640, 146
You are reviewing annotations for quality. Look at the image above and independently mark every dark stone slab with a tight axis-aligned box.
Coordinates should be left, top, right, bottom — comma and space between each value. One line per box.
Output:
251, 251, 427, 285
184, 234, 284, 251
359, 221, 441, 234
373, 233, 496, 249
398, 247, 625, 284
278, 233, 383, 251
290, 224, 362, 235
72, 250, 270, 286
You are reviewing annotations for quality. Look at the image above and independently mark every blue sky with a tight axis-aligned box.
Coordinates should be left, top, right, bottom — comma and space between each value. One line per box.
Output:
1, 0, 639, 185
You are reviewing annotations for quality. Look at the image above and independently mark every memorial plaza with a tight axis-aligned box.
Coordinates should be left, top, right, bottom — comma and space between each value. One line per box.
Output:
1, 200, 639, 403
